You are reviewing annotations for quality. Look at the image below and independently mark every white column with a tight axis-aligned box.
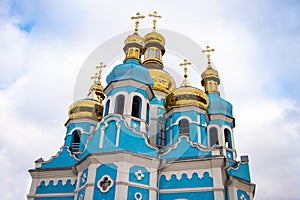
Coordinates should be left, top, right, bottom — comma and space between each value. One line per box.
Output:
27, 177, 39, 200
212, 167, 224, 200
149, 168, 158, 200
84, 164, 100, 199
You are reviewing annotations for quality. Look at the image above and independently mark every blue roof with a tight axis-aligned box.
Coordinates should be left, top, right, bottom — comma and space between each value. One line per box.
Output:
106, 60, 154, 87
208, 93, 233, 118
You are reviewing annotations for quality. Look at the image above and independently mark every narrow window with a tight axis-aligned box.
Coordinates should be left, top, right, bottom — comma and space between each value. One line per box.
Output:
104, 99, 110, 116
224, 128, 232, 148
146, 103, 150, 124
148, 49, 154, 58
157, 121, 165, 146
131, 96, 142, 118
209, 127, 219, 147
179, 119, 189, 135
155, 49, 161, 59
71, 130, 80, 153
115, 95, 125, 115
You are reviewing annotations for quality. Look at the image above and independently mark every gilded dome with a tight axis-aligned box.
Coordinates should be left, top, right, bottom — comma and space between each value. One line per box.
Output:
89, 83, 105, 103
149, 69, 176, 94
201, 66, 220, 83
143, 31, 165, 48
164, 80, 209, 112
124, 33, 143, 47
68, 91, 103, 121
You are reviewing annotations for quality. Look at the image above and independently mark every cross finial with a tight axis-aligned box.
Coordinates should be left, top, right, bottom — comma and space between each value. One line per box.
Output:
94, 62, 106, 84
91, 73, 98, 84
148, 11, 162, 31
131, 12, 145, 33
202, 45, 215, 68
179, 59, 192, 78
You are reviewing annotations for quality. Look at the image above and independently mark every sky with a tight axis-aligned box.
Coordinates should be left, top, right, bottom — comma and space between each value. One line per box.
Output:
0, 0, 300, 199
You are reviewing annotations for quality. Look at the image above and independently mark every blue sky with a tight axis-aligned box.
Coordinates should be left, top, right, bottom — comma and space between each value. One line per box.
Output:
0, 0, 300, 199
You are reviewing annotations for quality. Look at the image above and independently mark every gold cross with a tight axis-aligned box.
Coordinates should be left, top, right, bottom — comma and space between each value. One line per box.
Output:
202, 45, 215, 68
148, 11, 162, 30
131, 12, 145, 33
179, 59, 191, 78
91, 73, 98, 84
95, 62, 106, 83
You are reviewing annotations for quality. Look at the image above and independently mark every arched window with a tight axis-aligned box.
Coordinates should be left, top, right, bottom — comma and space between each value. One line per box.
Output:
157, 121, 166, 146
209, 127, 219, 147
179, 119, 189, 135
71, 130, 81, 154
131, 96, 142, 118
224, 128, 232, 148
146, 103, 150, 124
104, 99, 110, 116
115, 95, 125, 115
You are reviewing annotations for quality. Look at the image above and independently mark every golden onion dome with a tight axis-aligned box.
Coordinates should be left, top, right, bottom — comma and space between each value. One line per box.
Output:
164, 79, 209, 112
149, 69, 176, 94
201, 66, 220, 83
124, 32, 143, 47
89, 83, 105, 103
143, 31, 165, 48
68, 90, 103, 121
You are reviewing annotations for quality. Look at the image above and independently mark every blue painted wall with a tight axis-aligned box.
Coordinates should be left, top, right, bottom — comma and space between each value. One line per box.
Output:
36, 179, 76, 194
127, 186, 149, 200
129, 166, 150, 185
93, 164, 117, 200
160, 172, 213, 189
159, 191, 214, 200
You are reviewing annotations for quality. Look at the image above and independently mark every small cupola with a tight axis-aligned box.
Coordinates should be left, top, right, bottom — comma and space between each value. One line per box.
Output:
142, 11, 165, 69
68, 63, 106, 122
123, 12, 145, 63
165, 59, 209, 112
201, 46, 220, 95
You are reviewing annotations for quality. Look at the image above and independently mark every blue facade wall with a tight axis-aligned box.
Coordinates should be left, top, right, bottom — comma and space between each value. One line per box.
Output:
93, 164, 117, 200
36, 180, 76, 194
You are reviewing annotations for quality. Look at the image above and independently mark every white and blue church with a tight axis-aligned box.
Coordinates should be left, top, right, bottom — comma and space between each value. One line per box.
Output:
27, 12, 256, 200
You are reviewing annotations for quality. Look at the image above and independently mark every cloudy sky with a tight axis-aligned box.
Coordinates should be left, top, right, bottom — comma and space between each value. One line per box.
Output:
1, 0, 300, 199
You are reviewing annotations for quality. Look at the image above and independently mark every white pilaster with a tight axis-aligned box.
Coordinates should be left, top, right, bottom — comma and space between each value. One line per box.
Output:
84, 164, 100, 199
115, 162, 132, 199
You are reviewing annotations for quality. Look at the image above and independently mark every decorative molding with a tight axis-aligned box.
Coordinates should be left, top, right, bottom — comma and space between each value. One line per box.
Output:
135, 169, 145, 181
160, 169, 212, 181
164, 106, 207, 119
134, 192, 143, 200
160, 135, 211, 157
38, 177, 77, 187
159, 187, 217, 193
97, 175, 114, 193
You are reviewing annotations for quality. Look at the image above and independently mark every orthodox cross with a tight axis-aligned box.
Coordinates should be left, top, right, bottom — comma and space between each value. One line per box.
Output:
148, 11, 162, 31
179, 59, 192, 78
91, 62, 106, 84
202, 45, 215, 68
91, 73, 98, 84
131, 12, 145, 33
